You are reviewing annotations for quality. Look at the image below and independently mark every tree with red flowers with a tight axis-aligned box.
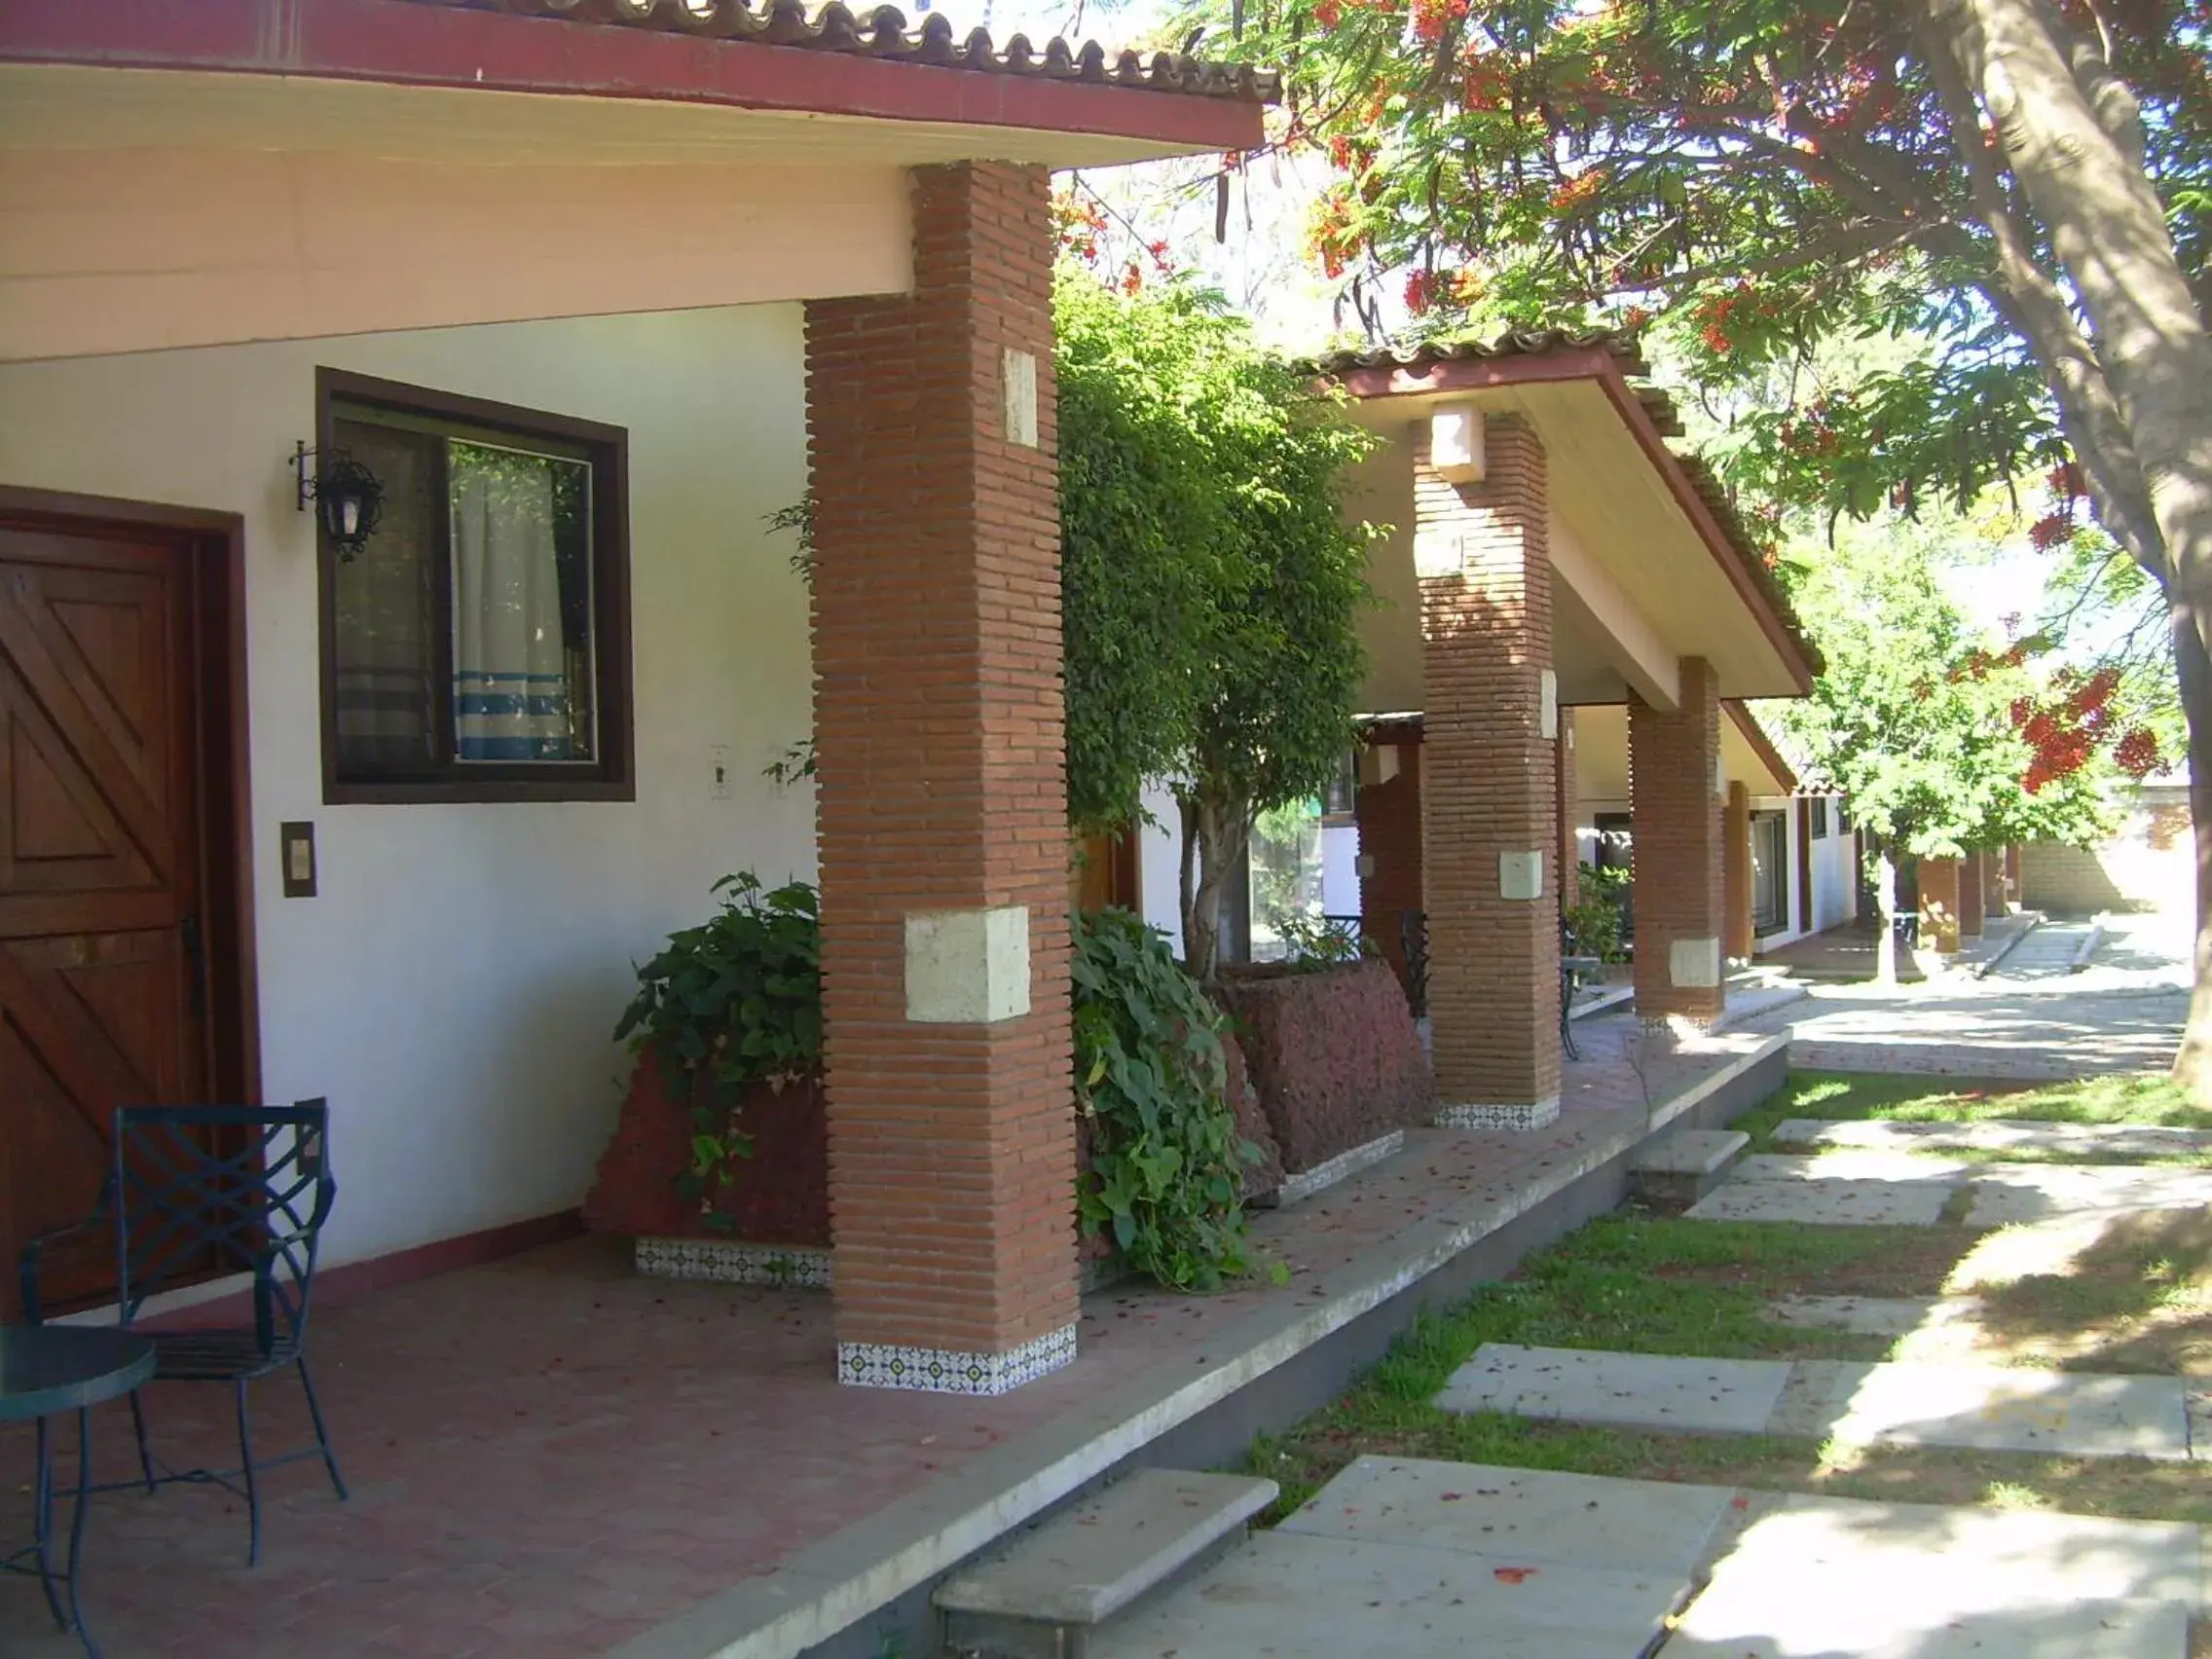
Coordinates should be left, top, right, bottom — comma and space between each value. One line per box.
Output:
1198, 0, 2212, 1089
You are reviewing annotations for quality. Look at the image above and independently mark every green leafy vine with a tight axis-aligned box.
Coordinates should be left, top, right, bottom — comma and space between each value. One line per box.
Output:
1073, 907, 1258, 1291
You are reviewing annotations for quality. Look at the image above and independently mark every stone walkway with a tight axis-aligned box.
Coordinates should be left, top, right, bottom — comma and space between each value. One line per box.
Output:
1092, 1456, 2204, 1658
1733, 910, 2191, 1079
1681, 1149, 2212, 1227
1772, 1116, 2212, 1160
1437, 1344, 2198, 1460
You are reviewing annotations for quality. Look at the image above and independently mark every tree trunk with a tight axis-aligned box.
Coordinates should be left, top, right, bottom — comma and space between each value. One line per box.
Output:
1874, 841, 1899, 987
1179, 781, 1249, 983
2168, 609, 2212, 1103
1940, 0, 2212, 661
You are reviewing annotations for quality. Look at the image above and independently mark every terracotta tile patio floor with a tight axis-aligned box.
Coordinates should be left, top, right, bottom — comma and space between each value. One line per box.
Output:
1, 1014, 1770, 1659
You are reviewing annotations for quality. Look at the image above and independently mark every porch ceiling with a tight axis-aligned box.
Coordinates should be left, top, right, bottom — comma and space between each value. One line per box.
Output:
1572, 701, 1795, 804
1348, 376, 1808, 705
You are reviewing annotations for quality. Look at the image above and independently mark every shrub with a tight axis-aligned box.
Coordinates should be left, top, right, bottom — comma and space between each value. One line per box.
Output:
612, 873, 823, 1198
1072, 907, 1258, 1291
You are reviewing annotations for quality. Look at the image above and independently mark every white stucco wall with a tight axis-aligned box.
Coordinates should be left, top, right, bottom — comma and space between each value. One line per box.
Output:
0, 306, 816, 1268
1138, 782, 1186, 957
1810, 808, 1860, 931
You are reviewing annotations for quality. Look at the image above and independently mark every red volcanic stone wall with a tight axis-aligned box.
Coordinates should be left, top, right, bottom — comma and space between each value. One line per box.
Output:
584, 1052, 831, 1247
1214, 958, 1434, 1172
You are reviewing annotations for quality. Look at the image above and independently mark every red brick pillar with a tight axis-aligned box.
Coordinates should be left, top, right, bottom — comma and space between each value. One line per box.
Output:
1919, 857, 1963, 953
1959, 850, 1986, 939
804, 164, 1075, 1394
1558, 710, 1581, 909
1723, 780, 1753, 962
1629, 660, 1726, 1028
1355, 737, 1424, 1004
1417, 413, 1561, 1128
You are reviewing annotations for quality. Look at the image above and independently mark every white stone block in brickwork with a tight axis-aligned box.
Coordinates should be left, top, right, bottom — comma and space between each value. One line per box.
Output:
1414, 526, 1463, 578
1670, 937, 1721, 988
1540, 667, 1559, 738
1428, 402, 1485, 480
905, 904, 1030, 1024
1499, 850, 1544, 902
1001, 348, 1039, 448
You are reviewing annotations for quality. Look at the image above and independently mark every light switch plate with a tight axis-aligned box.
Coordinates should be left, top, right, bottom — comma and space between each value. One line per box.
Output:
279, 821, 316, 898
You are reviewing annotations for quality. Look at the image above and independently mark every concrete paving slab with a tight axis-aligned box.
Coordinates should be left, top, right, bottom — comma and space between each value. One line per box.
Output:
1771, 1358, 2191, 1459
1089, 1530, 1690, 1659
1763, 1294, 1977, 1337
933, 1468, 1276, 1627
1665, 1594, 2186, 1657
1964, 1161, 2212, 1225
2188, 1388, 2208, 1461
1436, 1345, 1792, 1435
1683, 1177, 1953, 1226
1772, 1117, 2212, 1159
1633, 1129, 1750, 1176
1729, 1150, 1976, 1182
1663, 1491, 2200, 1658
1277, 1456, 1738, 1578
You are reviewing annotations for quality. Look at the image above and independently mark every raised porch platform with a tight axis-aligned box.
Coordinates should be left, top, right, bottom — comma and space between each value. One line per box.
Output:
1, 1018, 1787, 1659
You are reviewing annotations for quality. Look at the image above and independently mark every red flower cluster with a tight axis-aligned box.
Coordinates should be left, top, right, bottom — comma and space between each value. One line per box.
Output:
2014, 667, 2120, 793
2115, 726, 2162, 778
1403, 269, 1442, 314
2028, 511, 2078, 551
1053, 195, 1110, 266
1412, 0, 1467, 44
1312, 0, 1342, 24
1688, 285, 1777, 356
1548, 169, 1606, 213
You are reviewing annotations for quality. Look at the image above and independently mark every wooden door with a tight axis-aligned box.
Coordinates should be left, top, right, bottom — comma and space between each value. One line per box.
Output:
0, 522, 207, 1316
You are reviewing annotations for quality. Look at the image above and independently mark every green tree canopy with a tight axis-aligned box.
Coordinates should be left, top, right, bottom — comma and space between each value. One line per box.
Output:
1057, 262, 1377, 974
1776, 513, 2113, 862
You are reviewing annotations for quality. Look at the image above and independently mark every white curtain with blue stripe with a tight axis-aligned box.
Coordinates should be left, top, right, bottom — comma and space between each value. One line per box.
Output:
450, 442, 576, 762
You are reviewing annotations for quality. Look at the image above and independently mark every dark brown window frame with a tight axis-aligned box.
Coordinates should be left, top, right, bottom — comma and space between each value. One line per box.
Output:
315, 368, 635, 805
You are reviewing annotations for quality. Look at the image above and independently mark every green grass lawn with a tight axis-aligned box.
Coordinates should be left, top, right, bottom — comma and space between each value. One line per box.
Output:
1239, 1069, 2211, 1537
1731, 1070, 2212, 1151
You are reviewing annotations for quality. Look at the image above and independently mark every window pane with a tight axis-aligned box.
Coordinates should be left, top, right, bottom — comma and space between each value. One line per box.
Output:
330, 419, 440, 773
1248, 799, 1326, 961
448, 441, 596, 763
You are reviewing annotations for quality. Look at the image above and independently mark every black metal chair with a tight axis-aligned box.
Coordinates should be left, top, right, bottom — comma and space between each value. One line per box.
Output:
19, 1104, 347, 1567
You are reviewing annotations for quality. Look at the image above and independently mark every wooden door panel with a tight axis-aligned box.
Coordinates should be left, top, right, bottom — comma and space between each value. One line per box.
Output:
1, 525, 203, 1318
0, 570, 175, 889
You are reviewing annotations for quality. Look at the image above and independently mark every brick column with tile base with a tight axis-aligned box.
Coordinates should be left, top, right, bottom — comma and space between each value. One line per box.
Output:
1959, 850, 1986, 939
1723, 780, 1753, 962
1630, 660, 1727, 1030
1920, 856, 1963, 954
1416, 413, 1562, 1129
804, 163, 1076, 1395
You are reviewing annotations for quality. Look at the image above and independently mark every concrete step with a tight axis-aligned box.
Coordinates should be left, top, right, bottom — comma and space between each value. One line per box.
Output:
1629, 1128, 1751, 1208
934, 1467, 1277, 1658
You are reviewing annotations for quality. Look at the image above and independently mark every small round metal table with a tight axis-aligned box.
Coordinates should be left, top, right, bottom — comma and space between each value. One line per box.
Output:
2, 1325, 156, 1658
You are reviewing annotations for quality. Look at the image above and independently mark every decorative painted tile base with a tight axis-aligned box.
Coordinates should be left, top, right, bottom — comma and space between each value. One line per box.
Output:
1267, 1130, 1406, 1207
1434, 1095, 1562, 1132
836, 1324, 1077, 1395
635, 1236, 832, 1289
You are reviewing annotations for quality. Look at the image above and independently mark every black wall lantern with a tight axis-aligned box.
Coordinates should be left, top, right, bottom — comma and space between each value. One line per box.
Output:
294, 442, 386, 561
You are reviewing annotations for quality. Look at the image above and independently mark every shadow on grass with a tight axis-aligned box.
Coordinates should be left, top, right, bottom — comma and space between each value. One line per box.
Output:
1971, 1208, 2212, 1378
